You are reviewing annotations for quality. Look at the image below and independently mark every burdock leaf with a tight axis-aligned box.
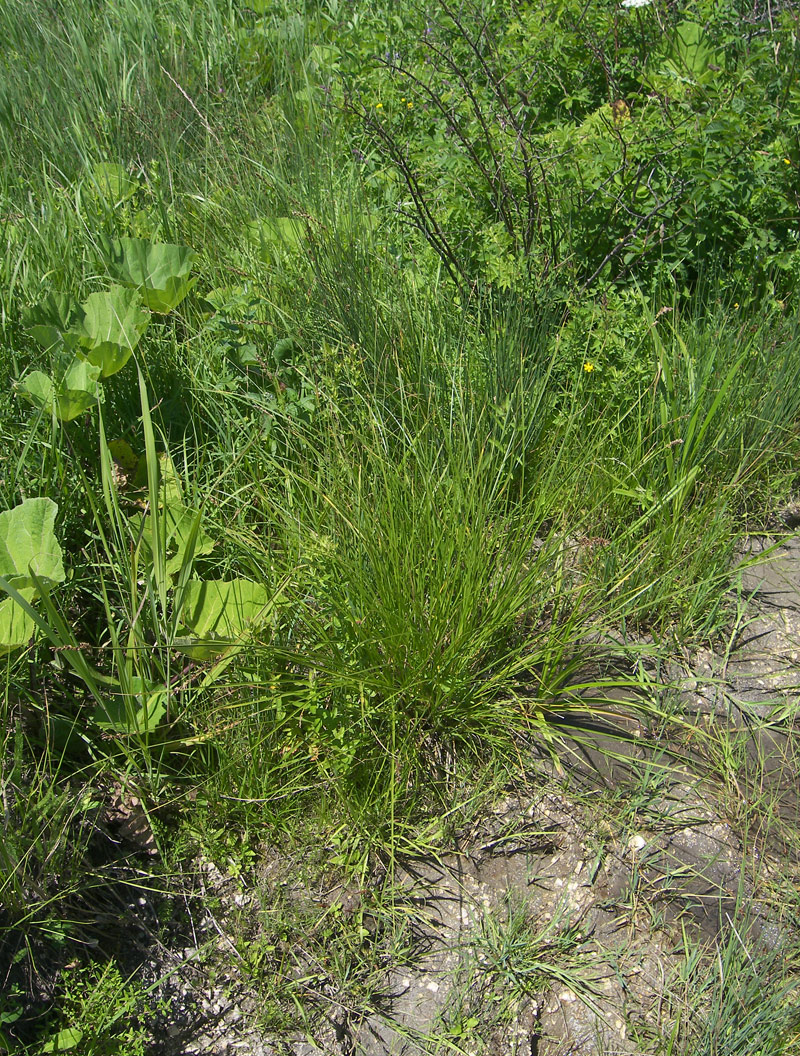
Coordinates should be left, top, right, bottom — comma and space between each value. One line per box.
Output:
74, 285, 150, 377
0, 588, 37, 655
0, 498, 65, 589
104, 237, 197, 313
176, 578, 271, 658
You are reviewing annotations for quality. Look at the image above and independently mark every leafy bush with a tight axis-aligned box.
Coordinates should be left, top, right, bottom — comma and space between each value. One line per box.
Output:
341, 0, 800, 299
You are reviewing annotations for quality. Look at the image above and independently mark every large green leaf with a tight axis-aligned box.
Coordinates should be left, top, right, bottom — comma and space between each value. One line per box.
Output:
90, 162, 138, 205
247, 217, 304, 263
663, 21, 716, 86
104, 238, 197, 313
41, 1026, 84, 1053
74, 286, 150, 377
130, 502, 215, 578
59, 357, 102, 416
0, 498, 65, 590
24, 292, 81, 351
203, 286, 247, 312
25, 286, 149, 377
108, 437, 139, 476
92, 677, 168, 734
21, 359, 102, 421
176, 578, 271, 658
130, 451, 184, 505
0, 588, 36, 655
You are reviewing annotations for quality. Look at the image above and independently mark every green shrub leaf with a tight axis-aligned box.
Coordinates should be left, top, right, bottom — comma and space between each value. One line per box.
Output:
25, 286, 149, 378
176, 578, 271, 658
24, 292, 81, 351
104, 237, 197, 313
74, 286, 150, 377
90, 162, 138, 205
663, 21, 716, 86
0, 497, 65, 590
130, 503, 215, 578
0, 588, 37, 655
108, 438, 139, 475
40, 1026, 84, 1052
21, 359, 102, 421
247, 216, 304, 262
92, 678, 168, 734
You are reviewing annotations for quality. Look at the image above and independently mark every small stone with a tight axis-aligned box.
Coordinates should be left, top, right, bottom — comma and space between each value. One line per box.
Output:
628, 833, 646, 852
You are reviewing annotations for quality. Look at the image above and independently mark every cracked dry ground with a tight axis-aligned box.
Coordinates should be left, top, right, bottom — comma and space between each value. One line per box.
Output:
147, 537, 800, 1056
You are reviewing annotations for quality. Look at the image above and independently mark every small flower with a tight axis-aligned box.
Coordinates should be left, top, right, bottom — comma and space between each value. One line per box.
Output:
375, 102, 383, 109
785, 157, 792, 164
583, 362, 595, 373
407, 101, 413, 109
734, 302, 739, 309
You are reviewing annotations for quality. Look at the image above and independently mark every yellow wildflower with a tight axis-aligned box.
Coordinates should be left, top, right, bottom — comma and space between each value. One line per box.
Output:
375, 102, 383, 109
785, 158, 791, 164
583, 362, 595, 373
